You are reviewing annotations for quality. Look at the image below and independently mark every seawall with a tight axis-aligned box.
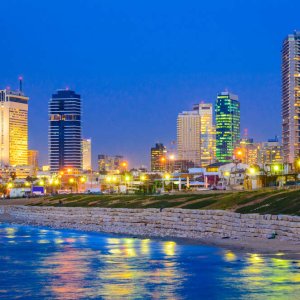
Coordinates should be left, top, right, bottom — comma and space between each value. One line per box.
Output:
1, 205, 300, 242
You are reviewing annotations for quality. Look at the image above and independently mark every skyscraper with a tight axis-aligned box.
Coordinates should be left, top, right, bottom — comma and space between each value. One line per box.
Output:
193, 103, 216, 167
215, 92, 240, 162
150, 143, 167, 172
49, 89, 82, 172
82, 138, 92, 171
282, 31, 300, 164
177, 110, 201, 166
0, 87, 29, 166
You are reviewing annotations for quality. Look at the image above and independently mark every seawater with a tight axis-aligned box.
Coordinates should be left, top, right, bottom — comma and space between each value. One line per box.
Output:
0, 223, 300, 299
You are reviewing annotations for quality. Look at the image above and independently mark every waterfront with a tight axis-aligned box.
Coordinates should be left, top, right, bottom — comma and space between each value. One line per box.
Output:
0, 223, 300, 299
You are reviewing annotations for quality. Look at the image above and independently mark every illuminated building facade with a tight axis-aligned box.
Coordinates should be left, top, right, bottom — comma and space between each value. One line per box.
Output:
82, 138, 92, 171
258, 137, 283, 165
150, 143, 167, 172
0, 88, 29, 166
194, 103, 216, 167
215, 92, 240, 162
28, 149, 39, 173
282, 31, 300, 164
177, 110, 201, 166
49, 89, 82, 172
98, 154, 125, 173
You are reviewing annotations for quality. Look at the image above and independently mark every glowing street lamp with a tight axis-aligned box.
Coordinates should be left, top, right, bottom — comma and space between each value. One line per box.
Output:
140, 175, 146, 181
164, 173, 171, 180
69, 178, 75, 184
248, 168, 256, 175
125, 175, 131, 182
224, 171, 230, 177
7, 182, 13, 189
80, 177, 86, 183
169, 154, 175, 161
39, 180, 45, 186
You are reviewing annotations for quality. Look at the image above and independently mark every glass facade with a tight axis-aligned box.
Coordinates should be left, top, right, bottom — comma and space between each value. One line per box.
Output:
215, 92, 240, 162
49, 90, 82, 172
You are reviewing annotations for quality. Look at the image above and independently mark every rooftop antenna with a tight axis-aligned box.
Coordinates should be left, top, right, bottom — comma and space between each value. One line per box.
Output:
18, 76, 23, 92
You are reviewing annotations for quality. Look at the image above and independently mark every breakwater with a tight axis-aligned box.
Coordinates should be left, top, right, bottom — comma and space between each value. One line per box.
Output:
1, 205, 300, 241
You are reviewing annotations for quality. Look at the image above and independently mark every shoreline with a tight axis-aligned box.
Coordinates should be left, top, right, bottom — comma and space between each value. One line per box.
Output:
1, 211, 300, 259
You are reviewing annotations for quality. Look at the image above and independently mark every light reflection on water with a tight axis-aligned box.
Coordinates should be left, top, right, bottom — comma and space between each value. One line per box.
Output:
0, 224, 300, 299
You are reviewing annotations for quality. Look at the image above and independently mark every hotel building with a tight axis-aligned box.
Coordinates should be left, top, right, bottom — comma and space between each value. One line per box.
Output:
0, 88, 29, 166
215, 92, 240, 162
49, 89, 82, 172
177, 110, 201, 166
282, 31, 300, 164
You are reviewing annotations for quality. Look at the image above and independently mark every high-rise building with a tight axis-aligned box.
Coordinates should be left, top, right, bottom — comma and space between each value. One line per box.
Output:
98, 154, 125, 173
28, 150, 39, 171
150, 143, 167, 172
282, 31, 300, 164
215, 92, 240, 162
49, 89, 82, 172
177, 110, 201, 166
194, 103, 216, 167
82, 138, 92, 171
0, 87, 29, 166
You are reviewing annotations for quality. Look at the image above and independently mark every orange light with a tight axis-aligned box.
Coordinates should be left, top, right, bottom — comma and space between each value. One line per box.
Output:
161, 157, 166, 162
121, 162, 127, 167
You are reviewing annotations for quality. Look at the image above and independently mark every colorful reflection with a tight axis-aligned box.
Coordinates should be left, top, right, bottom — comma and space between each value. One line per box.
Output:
1, 224, 300, 299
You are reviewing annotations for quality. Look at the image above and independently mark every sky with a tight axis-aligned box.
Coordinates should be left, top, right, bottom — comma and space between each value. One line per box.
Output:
1, 0, 300, 168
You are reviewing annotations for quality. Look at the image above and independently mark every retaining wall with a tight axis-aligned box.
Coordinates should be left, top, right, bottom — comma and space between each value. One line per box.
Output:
1, 206, 300, 241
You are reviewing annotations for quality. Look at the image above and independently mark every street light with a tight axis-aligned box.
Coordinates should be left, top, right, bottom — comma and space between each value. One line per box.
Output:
249, 168, 256, 175
69, 178, 75, 184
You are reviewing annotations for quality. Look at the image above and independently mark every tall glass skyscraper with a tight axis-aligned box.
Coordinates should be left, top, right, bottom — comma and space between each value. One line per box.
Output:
49, 89, 82, 172
282, 31, 300, 164
215, 92, 240, 162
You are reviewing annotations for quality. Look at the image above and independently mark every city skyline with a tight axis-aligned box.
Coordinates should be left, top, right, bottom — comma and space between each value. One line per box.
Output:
1, 1, 300, 168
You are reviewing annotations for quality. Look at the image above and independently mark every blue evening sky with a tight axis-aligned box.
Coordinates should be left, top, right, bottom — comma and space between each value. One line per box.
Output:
1, 0, 300, 168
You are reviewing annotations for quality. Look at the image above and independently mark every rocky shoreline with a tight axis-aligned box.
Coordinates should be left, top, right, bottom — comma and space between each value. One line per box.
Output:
1, 205, 300, 258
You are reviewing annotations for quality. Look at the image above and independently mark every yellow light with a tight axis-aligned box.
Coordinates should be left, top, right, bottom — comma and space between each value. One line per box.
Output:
298, 160, 300, 166
164, 173, 170, 180
125, 175, 130, 182
224, 171, 230, 177
69, 178, 75, 184
49, 179, 53, 185
121, 162, 127, 167
7, 183, 13, 189
25, 182, 30, 187
140, 175, 146, 181
80, 177, 86, 183
106, 176, 112, 182
60, 171, 64, 175
112, 176, 117, 182
54, 179, 59, 185
67, 168, 72, 173
237, 150, 242, 156
169, 154, 175, 160
273, 165, 279, 171
249, 168, 255, 175
39, 180, 44, 186
161, 157, 166, 162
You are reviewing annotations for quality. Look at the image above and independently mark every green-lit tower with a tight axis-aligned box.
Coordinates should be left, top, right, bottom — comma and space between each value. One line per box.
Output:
215, 92, 240, 162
